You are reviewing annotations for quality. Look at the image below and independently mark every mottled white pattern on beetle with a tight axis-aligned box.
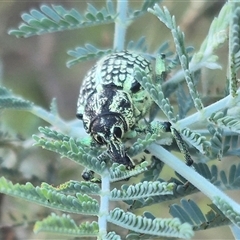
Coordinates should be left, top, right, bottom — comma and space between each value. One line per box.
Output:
77, 51, 154, 132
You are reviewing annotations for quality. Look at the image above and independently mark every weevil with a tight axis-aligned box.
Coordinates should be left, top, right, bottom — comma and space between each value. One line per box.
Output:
77, 51, 153, 168
76, 51, 193, 181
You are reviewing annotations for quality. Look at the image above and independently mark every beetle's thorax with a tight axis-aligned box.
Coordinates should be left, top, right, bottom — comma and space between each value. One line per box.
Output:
83, 85, 136, 138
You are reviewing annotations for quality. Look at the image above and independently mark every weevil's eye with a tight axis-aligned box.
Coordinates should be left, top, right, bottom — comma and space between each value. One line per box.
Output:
76, 113, 83, 120
113, 126, 123, 139
93, 134, 106, 145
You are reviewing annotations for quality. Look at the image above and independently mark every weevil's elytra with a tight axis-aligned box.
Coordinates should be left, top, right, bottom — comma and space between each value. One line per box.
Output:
77, 51, 153, 168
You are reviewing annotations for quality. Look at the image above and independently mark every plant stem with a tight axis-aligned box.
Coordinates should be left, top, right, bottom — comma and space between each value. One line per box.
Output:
148, 144, 240, 222
177, 89, 240, 128
98, 170, 110, 238
113, 0, 128, 51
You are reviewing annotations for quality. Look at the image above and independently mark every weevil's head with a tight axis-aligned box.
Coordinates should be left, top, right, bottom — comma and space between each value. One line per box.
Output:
89, 112, 134, 168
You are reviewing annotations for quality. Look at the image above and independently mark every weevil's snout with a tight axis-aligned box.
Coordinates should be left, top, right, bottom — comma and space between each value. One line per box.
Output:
107, 140, 134, 168
89, 113, 134, 168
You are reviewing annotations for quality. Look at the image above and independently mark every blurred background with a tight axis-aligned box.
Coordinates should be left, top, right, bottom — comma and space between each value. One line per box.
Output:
0, 0, 232, 239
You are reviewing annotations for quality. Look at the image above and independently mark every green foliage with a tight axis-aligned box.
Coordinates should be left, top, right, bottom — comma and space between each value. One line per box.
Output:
170, 199, 231, 231
111, 181, 174, 200
0, 86, 33, 110
0, 176, 99, 214
1, 0, 240, 239
108, 208, 193, 239
8, 3, 117, 38
34, 213, 99, 237
67, 45, 113, 67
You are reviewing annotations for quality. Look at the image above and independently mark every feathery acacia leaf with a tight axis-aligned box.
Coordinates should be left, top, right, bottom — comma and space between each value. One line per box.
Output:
127, 36, 148, 53
149, 4, 204, 111
34, 213, 99, 236
0, 86, 33, 110
229, 6, 240, 96
135, 68, 176, 122
108, 208, 194, 239
128, 132, 159, 157
0, 177, 99, 214
41, 180, 101, 195
213, 196, 240, 227
9, 3, 117, 38
33, 127, 107, 175
105, 232, 122, 240
191, 2, 230, 65
170, 199, 231, 231
129, 0, 163, 19
110, 162, 148, 182
111, 181, 174, 200
67, 45, 112, 67
209, 112, 240, 133
142, 155, 165, 181
128, 161, 240, 210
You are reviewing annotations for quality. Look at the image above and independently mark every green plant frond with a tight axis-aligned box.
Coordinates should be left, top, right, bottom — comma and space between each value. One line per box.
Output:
128, 132, 159, 157
127, 178, 197, 210
104, 232, 121, 240
180, 127, 212, 157
131, 159, 239, 211
37, 126, 71, 141
219, 164, 240, 189
33, 131, 107, 176
176, 83, 194, 119
229, 6, 240, 97
208, 112, 240, 133
129, 161, 240, 210
37, 126, 90, 146
207, 125, 225, 159
126, 233, 165, 240
127, 36, 148, 53
155, 41, 173, 56
192, 2, 230, 65
0, 176, 99, 214
222, 134, 240, 157
192, 162, 240, 191
41, 180, 101, 195
0, 86, 33, 110
170, 199, 231, 231
0, 86, 13, 97
0, 88, 72, 132
109, 161, 148, 182
190, 163, 217, 185
9, 3, 117, 38
134, 69, 176, 122
34, 213, 99, 237
213, 196, 240, 227
67, 45, 113, 67
149, 4, 204, 112
142, 156, 165, 181
129, 0, 163, 20
108, 208, 193, 239
49, 98, 59, 116
111, 181, 174, 201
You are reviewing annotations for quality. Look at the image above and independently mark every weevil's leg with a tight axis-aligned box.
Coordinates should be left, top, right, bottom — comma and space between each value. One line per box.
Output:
82, 169, 94, 181
126, 120, 170, 138
81, 151, 109, 182
81, 169, 102, 183
150, 121, 194, 167
82, 152, 105, 183
170, 127, 194, 167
